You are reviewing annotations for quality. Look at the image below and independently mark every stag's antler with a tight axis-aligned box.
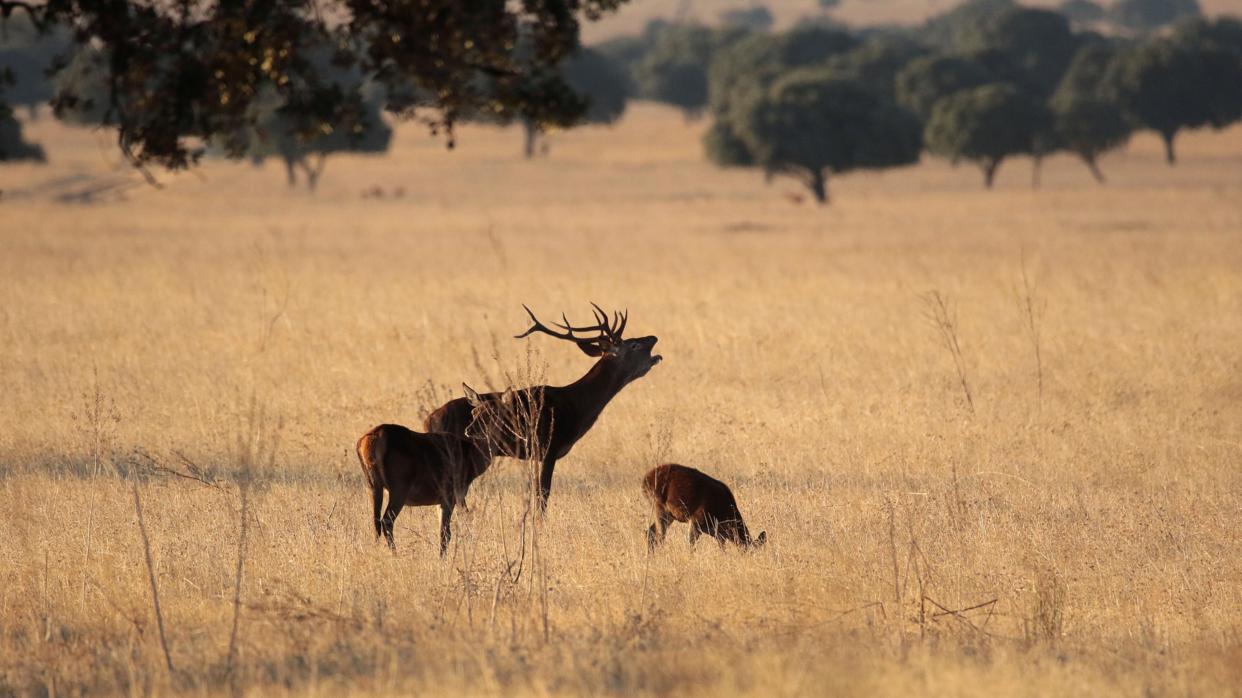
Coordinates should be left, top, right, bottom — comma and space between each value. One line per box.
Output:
515, 304, 627, 353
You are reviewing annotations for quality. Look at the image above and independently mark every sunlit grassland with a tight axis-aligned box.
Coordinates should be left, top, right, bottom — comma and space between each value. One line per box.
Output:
1, 104, 1240, 695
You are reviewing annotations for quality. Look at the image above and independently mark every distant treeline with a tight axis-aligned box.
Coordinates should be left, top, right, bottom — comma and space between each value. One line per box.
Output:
595, 0, 1242, 200
2, 0, 1240, 199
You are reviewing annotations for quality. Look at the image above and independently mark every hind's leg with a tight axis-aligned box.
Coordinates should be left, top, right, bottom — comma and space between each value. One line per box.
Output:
371, 482, 386, 540
380, 478, 412, 551
438, 502, 454, 558
647, 511, 673, 552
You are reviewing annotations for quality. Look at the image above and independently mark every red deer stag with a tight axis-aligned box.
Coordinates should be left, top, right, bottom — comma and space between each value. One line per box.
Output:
356, 424, 491, 556
642, 464, 766, 551
426, 304, 661, 511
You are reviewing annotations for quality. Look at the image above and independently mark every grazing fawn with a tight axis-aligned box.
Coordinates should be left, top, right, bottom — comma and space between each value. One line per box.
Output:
356, 423, 490, 556
642, 463, 766, 551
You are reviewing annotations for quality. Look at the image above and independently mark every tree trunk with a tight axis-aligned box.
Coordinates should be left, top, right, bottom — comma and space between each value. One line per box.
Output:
302, 153, 326, 192
26, 103, 39, 121
1161, 131, 1177, 165
284, 157, 298, 187
1031, 154, 1042, 189
982, 159, 1001, 189
1081, 153, 1105, 183
522, 120, 538, 159
808, 170, 828, 204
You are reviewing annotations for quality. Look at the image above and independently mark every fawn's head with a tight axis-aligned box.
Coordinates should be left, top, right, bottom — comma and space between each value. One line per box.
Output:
515, 303, 662, 384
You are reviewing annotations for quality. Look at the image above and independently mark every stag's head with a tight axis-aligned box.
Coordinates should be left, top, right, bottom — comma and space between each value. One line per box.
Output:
515, 304, 661, 384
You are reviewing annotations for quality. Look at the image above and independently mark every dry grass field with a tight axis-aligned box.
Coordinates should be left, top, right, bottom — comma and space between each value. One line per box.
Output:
1, 103, 1241, 696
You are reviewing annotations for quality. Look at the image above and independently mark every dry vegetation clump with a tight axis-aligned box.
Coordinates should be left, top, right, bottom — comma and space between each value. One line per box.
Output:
0, 106, 1240, 696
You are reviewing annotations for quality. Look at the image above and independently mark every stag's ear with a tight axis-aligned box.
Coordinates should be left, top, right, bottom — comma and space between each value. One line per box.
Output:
462, 383, 483, 407
575, 340, 606, 357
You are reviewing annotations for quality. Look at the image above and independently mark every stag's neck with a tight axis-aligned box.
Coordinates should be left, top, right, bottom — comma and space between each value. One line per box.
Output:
561, 357, 629, 421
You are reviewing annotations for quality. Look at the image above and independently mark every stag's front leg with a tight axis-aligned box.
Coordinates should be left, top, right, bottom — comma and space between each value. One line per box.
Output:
537, 454, 557, 512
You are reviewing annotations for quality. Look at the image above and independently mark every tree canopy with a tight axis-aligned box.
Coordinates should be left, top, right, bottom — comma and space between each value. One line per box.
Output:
1104, 36, 1242, 163
709, 69, 921, 203
0, 98, 44, 162
895, 54, 995, 122
924, 82, 1051, 187
633, 24, 722, 118
1110, 0, 1202, 33
954, 7, 1080, 97
1051, 44, 1131, 181
0, 0, 627, 174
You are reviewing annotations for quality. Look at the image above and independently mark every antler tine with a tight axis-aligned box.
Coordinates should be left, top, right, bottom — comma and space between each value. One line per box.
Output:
514, 304, 577, 341
614, 309, 628, 339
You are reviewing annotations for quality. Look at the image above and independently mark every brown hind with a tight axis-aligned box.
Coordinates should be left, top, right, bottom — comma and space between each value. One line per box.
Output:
357, 424, 490, 556
642, 463, 766, 551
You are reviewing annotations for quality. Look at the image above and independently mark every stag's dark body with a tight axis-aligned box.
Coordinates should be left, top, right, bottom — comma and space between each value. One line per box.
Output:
425, 305, 661, 510
643, 463, 766, 550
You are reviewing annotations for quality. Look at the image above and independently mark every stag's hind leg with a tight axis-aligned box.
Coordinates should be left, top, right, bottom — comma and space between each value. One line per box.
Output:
647, 511, 673, 552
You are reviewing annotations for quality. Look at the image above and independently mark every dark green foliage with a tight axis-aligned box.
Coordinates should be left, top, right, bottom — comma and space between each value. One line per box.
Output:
0, 99, 45, 162
720, 7, 774, 31
706, 25, 858, 120
1051, 44, 1131, 181
634, 24, 719, 117
818, 0, 841, 9
48, 45, 110, 125
711, 69, 922, 203
1104, 37, 1242, 163
895, 54, 994, 121
1110, 0, 1202, 33
920, 0, 1016, 49
0, 14, 70, 118
924, 82, 1051, 187
564, 48, 629, 125
1059, 0, 1106, 25
520, 46, 629, 157
1172, 17, 1242, 56
207, 46, 392, 191
702, 119, 753, 168
0, 0, 627, 173
825, 36, 930, 100
954, 7, 1080, 97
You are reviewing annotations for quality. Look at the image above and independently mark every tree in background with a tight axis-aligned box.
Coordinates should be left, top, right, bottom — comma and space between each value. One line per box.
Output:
0, 92, 45, 162
523, 47, 629, 157
1059, 0, 1106, 26
705, 24, 860, 162
708, 69, 921, 203
223, 85, 392, 191
0, 14, 70, 119
954, 7, 1080, 98
633, 24, 718, 119
1110, 0, 1202, 33
1172, 16, 1242, 56
924, 83, 1051, 188
720, 7, 774, 32
920, 0, 1016, 49
1104, 37, 1242, 164
826, 36, 930, 101
0, 0, 627, 176
895, 54, 995, 122
1050, 44, 1131, 182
